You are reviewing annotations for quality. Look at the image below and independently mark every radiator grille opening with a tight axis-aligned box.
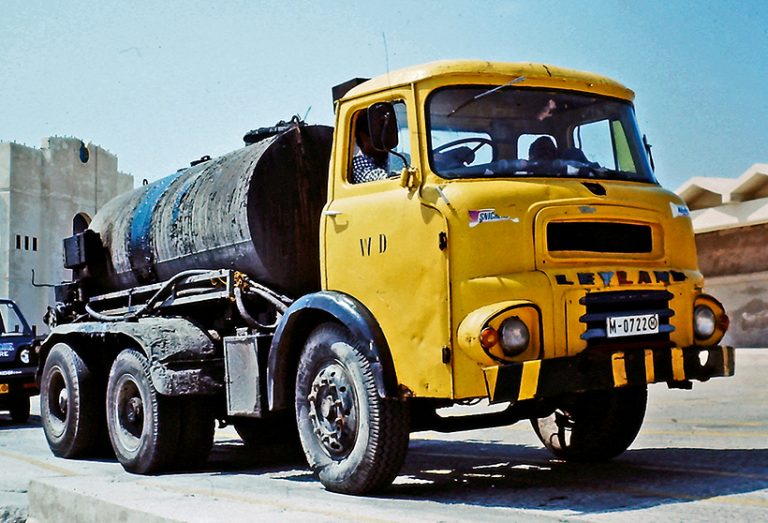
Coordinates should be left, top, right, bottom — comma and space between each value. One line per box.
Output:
579, 290, 674, 349
548, 222, 652, 253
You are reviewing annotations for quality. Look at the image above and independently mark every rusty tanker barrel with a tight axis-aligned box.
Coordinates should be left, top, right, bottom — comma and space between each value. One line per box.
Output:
83, 124, 333, 297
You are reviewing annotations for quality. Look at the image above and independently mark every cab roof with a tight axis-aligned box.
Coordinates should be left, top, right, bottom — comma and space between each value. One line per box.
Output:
340, 60, 635, 103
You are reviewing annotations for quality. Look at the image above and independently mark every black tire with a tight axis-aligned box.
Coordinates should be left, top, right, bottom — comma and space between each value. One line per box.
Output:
106, 349, 180, 474
531, 386, 648, 461
40, 343, 103, 457
9, 395, 30, 424
295, 323, 410, 494
172, 397, 216, 470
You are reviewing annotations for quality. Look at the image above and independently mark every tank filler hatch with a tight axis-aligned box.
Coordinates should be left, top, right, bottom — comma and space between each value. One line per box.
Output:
243, 115, 307, 145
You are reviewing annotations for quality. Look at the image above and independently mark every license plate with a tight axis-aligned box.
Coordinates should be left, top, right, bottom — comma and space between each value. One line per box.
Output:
606, 313, 659, 338
0, 383, 8, 394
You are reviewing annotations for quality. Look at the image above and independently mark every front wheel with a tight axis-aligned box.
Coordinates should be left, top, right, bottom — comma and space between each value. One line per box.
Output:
531, 386, 647, 461
295, 323, 410, 494
106, 349, 180, 474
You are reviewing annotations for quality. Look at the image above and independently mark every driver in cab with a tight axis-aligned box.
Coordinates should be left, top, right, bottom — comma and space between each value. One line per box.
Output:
351, 110, 390, 184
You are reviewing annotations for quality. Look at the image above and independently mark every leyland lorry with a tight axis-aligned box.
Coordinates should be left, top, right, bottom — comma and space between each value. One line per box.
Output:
38, 60, 733, 494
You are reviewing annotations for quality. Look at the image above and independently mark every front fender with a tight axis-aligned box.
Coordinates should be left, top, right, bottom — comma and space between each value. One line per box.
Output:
267, 291, 398, 411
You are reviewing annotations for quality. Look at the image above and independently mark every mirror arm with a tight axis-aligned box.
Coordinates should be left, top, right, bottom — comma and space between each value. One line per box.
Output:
643, 134, 655, 171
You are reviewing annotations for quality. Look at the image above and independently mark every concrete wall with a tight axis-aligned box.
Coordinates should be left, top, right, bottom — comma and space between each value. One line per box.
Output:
704, 272, 768, 348
694, 215, 768, 347
0, 138, 133, 332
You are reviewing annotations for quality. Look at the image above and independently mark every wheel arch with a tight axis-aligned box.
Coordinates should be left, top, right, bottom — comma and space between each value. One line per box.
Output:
267, 291, 399, 411
38, 331, 132, 384
38, 318, 221, 396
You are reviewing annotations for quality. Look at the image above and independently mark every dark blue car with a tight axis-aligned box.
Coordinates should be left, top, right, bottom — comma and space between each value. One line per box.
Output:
0, 299, 39, 423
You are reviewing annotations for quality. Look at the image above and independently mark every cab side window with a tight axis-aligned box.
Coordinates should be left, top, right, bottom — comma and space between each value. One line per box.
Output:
349, 101, 409, 184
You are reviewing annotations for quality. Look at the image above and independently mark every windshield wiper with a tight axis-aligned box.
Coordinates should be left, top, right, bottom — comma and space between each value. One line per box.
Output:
447, 76, 525, 118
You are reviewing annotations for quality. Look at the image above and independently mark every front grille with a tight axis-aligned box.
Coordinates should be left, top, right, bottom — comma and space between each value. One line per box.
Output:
579, 290, 674, 349
548, 222, 653, 253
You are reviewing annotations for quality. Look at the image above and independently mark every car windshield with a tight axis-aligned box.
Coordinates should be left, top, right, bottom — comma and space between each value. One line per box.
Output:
427, 86, 656, 183
0, 302, 27, 335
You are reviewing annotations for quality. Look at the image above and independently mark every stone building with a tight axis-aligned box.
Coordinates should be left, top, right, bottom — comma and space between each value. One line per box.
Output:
0, 137, 133, 332
677, 163, 768, 347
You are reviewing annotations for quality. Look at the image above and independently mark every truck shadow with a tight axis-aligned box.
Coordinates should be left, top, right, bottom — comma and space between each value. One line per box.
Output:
388, 438, 768, 514
206, 436, 767, 515
0, 414, 42, 429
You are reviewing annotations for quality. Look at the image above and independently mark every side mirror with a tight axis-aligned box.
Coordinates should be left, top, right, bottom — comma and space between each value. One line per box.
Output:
367, 102, 399, 152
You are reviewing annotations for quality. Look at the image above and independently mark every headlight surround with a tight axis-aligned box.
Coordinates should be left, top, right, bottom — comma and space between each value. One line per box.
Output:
693, 305, 716, 340
498, 317, 530, 357
457, 301, 541, 364
692, 294, 728, 346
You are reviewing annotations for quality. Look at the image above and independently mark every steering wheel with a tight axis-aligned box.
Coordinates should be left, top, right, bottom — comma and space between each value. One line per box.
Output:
433, 137, 495, 155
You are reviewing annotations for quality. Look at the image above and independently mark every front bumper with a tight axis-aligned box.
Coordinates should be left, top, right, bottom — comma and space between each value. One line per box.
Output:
0, 366, 38, 396
483, 345, 734, 403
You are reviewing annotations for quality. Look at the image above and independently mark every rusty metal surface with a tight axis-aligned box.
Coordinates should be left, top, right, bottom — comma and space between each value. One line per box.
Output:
88, 125, 333, 296
43, 317, 222, 395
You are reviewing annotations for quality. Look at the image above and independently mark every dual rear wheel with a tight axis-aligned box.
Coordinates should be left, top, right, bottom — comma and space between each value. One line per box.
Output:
40, 344, 215, 472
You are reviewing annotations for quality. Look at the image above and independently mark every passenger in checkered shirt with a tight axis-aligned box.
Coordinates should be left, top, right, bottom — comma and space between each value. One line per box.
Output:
350, 110, 390, 184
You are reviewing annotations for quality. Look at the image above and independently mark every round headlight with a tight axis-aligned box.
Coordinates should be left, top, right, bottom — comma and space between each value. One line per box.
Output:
498, 317, 530, 356
19, 348, 31, 365
693, 305, 716, 340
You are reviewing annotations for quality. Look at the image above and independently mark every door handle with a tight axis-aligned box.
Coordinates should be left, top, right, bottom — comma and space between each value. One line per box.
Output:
323, 210, 344, 217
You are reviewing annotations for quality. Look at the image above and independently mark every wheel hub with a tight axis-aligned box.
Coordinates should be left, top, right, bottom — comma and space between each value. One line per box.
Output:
57, 388, 69, 416
114, 376, 145, 447
306, 362, 357, 458
126, 397, 143, 425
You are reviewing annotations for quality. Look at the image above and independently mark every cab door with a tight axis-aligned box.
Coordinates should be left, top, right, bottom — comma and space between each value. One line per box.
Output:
322, 95, 452, 399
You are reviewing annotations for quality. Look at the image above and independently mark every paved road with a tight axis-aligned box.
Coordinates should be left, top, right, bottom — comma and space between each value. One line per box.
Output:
1, 349, 766, 522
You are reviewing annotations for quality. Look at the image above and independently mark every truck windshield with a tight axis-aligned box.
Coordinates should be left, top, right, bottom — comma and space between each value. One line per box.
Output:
427, 86, 656, 183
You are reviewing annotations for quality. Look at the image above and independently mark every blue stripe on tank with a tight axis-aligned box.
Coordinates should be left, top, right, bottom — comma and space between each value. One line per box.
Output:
171, 175, 197, 223
128, 170, 186, 283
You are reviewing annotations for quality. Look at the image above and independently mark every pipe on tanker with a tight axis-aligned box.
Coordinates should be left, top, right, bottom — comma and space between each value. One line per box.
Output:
87, 124, 334, 297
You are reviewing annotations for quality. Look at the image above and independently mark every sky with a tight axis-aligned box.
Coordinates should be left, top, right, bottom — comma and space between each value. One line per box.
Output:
1, 0, 767, 190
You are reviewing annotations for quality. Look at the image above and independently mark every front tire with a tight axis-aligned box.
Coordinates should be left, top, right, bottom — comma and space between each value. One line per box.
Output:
295, 323, 410, 494
106, 349, 180, 474
40, 343, 103, 457
531, 386, 647, 461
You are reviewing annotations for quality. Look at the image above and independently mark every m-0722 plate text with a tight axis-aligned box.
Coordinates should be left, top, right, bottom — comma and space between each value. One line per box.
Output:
606, 313, 659, 338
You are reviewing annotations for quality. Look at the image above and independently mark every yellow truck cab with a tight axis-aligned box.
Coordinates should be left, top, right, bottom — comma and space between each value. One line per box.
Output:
318, 59, 732, 482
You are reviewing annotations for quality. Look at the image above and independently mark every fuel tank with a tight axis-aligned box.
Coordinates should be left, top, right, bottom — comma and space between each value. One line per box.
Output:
87, 124, 333, 296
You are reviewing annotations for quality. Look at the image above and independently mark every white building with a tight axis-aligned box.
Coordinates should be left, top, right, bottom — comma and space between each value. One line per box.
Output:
676, 163, 768, 347
0, 137, 133, 332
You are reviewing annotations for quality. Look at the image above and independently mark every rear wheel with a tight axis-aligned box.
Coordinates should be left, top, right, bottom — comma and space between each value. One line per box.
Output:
40, 343, 103, 457
295, 323, 410, 494
531, 386, 647, 461
106, 349, 180, 474
9, 395, 30, 424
